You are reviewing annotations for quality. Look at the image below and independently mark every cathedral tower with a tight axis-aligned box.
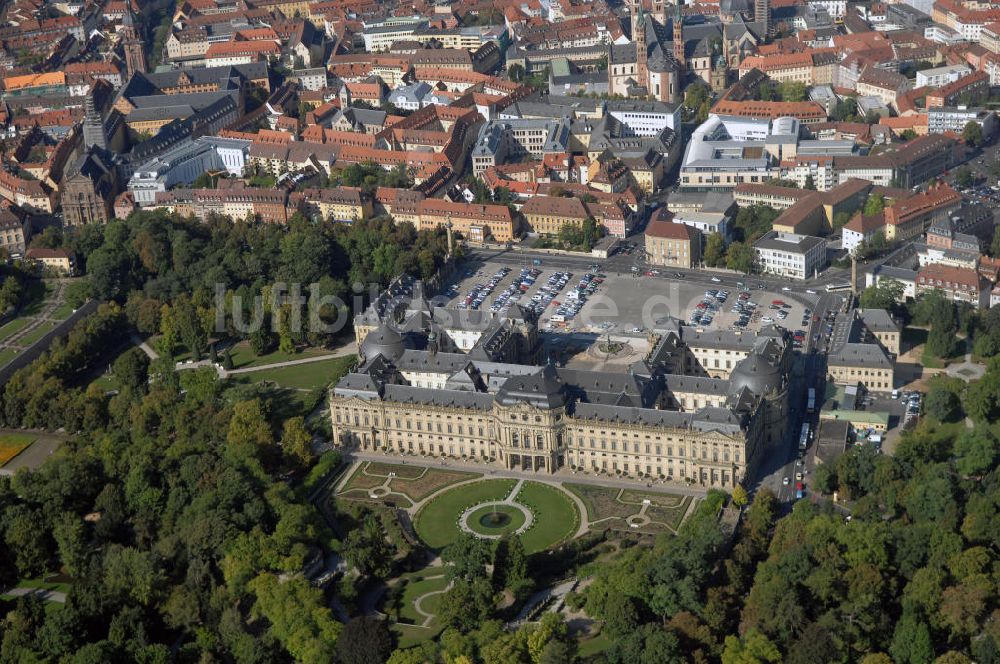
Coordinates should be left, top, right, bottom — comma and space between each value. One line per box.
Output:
673, 1, 685, 70
633, 0, 648, 90
121, 4, 147, 79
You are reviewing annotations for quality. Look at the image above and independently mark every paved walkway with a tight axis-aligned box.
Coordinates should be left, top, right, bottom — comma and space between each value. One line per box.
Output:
229, 343, 356, 374
411, 575, 451, 627
0, 280, 69, 357
2, 586, 66, 603
346, 451, 710, 499
945, 338, 986, 382
457, 479, 535, 538
510, 579, 576, 626
173, 340, 358, 376
133, 334, 159, 361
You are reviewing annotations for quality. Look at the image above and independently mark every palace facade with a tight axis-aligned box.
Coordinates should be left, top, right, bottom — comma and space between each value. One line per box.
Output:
330, 278, 792, 488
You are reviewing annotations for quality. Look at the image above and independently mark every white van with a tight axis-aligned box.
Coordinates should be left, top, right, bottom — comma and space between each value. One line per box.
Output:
891, 389, 899, 399
551, 314, 565, 322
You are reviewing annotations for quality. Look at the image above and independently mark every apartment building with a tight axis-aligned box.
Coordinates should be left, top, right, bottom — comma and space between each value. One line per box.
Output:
521, 195, 589, 236
856, 67, 912, 108
737, 52, 815, 84
733, 183, 813, 210
926, 71, 989, 108
0, 170, 54, 213
826, 308, 896, 392
204, 40, 280, 66
932, 0, 1000, 40
916, 263, 991, 307
645, 219, 701, 269
927, 106, 998, 138
0, 210, 28, 255
25, 247, 74, 275
471, 118, 571, 175
416, 199, 516, 243
915, 63, 971, 87
883, 183, 961, 242
982, 22, 1000, 53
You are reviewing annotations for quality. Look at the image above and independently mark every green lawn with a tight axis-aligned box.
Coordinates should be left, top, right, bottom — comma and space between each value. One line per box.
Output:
18, 321, 56, 347
48, 303, 77, 320
391, 623, 439, 650
0, 433, 34, 467
233, 355, 356, 390
577, 632, 612, 658
0, 348, 18, 367
921, 346, 945, 369
226, 342, 334, 369
88, 374, 118, 392
514, 482, 579, 553
0, 317, 30, 342
397, 574, 449, 625
414, 479, 516, 550
16, 577, 71, 594
264, 387, 317, 421
18, 281, 51, 316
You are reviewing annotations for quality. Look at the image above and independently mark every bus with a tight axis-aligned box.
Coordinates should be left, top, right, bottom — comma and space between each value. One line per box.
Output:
806, 388, 816, 413
826, 282, 852, 292
799, 423, 810, 450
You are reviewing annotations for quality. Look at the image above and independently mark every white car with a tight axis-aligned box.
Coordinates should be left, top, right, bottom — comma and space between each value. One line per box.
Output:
806, 289, 816, 294
761, 316, 774, 324
782, 476, 790, 486
782, 286, 792, 292
711, 276, 722, 283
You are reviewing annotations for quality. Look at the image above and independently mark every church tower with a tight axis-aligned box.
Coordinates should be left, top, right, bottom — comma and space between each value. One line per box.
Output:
633, 0, 648, 91
121, 4, 147, 79
82, 94, 107, 151
755, 0, 771, 37
673, 1, 685, 70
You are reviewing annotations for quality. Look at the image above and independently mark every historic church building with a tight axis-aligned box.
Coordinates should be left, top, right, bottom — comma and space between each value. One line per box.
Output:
609, 0, 768, 98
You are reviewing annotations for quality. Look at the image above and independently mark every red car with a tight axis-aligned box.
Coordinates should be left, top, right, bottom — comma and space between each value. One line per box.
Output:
771, 299, 784, 306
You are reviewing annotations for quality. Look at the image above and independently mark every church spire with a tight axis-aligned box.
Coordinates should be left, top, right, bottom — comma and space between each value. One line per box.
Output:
121, 3, 148, 79
673, 0, 685, 69
633, 0, 648, 91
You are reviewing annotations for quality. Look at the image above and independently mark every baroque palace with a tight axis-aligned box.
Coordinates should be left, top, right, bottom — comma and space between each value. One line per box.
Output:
330, 278, 791, 488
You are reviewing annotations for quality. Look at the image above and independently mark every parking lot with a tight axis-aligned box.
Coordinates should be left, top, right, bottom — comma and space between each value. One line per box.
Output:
441, 261, 608, 329
444, 260, 823, 344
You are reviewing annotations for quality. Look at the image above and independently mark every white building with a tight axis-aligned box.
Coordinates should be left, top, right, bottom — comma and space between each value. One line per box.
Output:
292, 67, 328, 91
361, 16, 426, 51
928, 106, 998, 138
809, 0, 846, 18
128, 137, 251, 206
915, 63, 971, 88
923, 24, 964, 44
605, 100, 682, 135
753, 231, 827, 280
671, 211, 732, 242
389, 82, 434, 110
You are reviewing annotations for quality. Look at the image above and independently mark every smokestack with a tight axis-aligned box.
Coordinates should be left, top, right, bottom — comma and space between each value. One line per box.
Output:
851, 255, 858, 299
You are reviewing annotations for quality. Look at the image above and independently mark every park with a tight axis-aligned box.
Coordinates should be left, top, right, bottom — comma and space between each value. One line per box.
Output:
333, 459, 699, 647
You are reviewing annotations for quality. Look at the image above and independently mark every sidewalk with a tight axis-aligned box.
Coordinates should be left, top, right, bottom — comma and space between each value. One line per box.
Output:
2, 586, 66, 603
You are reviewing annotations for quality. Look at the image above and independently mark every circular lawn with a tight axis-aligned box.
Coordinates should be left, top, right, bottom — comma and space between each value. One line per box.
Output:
413, 479, 580, 554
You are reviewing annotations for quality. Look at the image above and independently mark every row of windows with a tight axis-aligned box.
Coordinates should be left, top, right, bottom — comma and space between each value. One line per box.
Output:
337, 419, 742, 460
